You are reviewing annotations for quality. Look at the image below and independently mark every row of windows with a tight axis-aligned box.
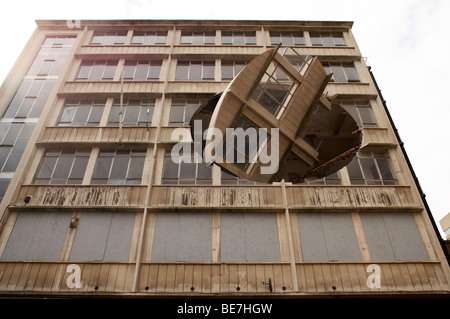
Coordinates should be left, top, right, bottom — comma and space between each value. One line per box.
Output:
52, 98, 376, 128
31, 148, 397, 186
0, 210, 428, 262
75, 59, 361, 83
90, 30, 346, 47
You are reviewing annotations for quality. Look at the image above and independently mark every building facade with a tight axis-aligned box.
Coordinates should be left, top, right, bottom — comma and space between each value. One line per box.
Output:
440, 213, 450, 240
0, 19, 448, 297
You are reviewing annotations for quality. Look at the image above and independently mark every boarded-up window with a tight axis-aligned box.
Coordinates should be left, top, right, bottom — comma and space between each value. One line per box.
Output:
1, 212, 72, 261
151, 212, 212, 262
69, 212, 135, 262
297, 212, 362, 262
221, 212, 280, 262
360, 212, 429, 261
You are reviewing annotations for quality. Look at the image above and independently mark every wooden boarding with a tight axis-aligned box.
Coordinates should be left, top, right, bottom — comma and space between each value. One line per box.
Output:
0, 261, 448, 295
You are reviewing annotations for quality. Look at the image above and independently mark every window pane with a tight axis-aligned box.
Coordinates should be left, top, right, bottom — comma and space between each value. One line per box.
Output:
148, 61, 161, 79
359, 107, 375, 125
293, 34, 305, 45
0, 147, 12, 170
128, 156, 145, 179
124, 103, 140, 125
344, 64, 359, 82
77, 64, 91, 80
110, 156, 128, 180
189, 62, 202, 80
59, 105, 76, 124
346, 158, 363, 180
103, 62, 117, 80
163, 156, 178, 179
70, 156, 89, 179
222, 64, 234, 80
180, 162, 196, 179
134, 62, 149, 81
52, 155, 73, 179
175, 61, 189, 80
310, 34, 322, 46
93, 156, 112, 179
330, 64, 347, 82
2, 124, 21, 145
88, 104, 104, 125
197, 163, 212, 179
73, 104, 90, 125
36, 157, 57, 179
376, 158, 395, 180
202, 62, 215, 80
360, 158, 380, 181
169, 104, 185, 124
322, 36, 334, 47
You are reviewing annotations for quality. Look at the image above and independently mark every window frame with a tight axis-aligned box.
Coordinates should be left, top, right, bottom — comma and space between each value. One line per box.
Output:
90, 31, 128, 45
123, 60, 162, 81
76, 60, 118, 81
91, 149, 146, 185
108, 99, 155, 127
270, 31, 305, 46
221, 31, 257, 45
131, 31, 167, 45
175, 60, 215, 81
161, 150, 212, 185
310, 32, 346, 47
57, 100, 106, 127
347, 151, 397, 186
323, 62, 359, 83
33, 149, 91, 185
180, 31, 216, 45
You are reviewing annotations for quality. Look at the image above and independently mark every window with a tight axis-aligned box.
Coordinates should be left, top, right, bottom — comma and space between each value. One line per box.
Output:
27, 36, 74, 76
310, 32, 345, 46
340, 101, 376, 127
69, 212, 135, 262
151, 212, 212, 262
169, 99, 205, 126
1, 212, 73, 261
323, 62, 359, 83
221, 169, 259, 185
76, 60, 117, 81
108, 99, 154, 127
346, 151, 397, 185
251, 60, 296, 116
92, 149, 146, 185
3, 79, 56, 119
0, 178, 10, 202
180, 31, 215, 45
123, 60, 162, 81
33, 149, 90, 184
270, 32, 305, 46
162, 151, 212, 185
222, 31, 256, 45
360, 212, 429, 261
131, 31, 167, 45
0, 123, 35, 172
221, 61, 247, 80
91, 31, 127, 45
175, 61, 215, 81
57, 100, 105, 126
297, 212, 362, 261
300, 171, 341, 185
221, 212, 280, 262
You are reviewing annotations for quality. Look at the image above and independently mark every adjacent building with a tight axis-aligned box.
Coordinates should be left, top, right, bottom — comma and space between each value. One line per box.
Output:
0, 19, 448, 297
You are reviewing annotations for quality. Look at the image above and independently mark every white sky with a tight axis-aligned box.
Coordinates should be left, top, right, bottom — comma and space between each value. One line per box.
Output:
0, 0, 449, 237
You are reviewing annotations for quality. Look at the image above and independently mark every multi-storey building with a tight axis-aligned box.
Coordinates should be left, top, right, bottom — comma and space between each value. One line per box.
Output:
0, 19, 448, 298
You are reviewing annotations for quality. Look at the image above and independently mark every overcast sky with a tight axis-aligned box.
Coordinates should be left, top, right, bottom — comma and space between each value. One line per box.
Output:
0, 0, 449, 237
